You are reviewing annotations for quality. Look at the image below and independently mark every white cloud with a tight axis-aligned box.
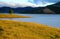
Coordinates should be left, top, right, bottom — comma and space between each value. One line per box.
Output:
0, 2, 16, 7
0, 2, 38, 8
36, 2, 54, 7
0, 1, 54, 8
29, 0, 54, 7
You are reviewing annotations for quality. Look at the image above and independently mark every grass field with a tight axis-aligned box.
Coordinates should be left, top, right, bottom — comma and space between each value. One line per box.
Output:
0, 20, 60, 39
0, 14, 31, 18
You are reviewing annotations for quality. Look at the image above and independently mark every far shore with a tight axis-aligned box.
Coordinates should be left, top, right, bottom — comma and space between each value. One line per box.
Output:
0, 14, 31, 18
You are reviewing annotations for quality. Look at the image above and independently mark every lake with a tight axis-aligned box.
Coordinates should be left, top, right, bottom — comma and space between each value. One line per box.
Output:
0, 14, 60, 28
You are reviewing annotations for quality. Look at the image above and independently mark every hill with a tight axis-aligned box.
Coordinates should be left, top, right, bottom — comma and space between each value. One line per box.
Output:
0, 7, 43, 14
0, 2, 60, 14
46, 2, 60, 14
0, 20, 60, 39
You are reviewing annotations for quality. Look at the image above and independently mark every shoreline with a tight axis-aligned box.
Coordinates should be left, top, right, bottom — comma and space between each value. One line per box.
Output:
0, 14, 31, 18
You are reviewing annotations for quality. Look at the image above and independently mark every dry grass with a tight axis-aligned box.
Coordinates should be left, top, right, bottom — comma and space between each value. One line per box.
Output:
0, 20, 60, 39
0, 14, 31, 18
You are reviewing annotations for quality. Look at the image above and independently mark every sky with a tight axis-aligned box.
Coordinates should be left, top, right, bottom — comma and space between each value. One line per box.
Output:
0, 0, 60, 7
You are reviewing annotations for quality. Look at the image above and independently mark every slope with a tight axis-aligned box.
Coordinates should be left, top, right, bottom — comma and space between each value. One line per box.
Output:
0, 20, 60, 39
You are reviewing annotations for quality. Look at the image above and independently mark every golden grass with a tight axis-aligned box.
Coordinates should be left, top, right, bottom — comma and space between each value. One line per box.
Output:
0, 20, 60, 39
0, 14, 31, 18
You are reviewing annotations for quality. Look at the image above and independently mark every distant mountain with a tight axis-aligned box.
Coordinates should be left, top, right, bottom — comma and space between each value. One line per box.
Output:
54, 2, 60, 6
0, 7, 11, 13
43, 7, 55, 14
0, 2, 60, 14
46, 2, 60, 14
0, 7, 44, 14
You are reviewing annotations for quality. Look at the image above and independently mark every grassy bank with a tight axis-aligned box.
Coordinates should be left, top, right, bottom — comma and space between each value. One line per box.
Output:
0, 20, 60, 39
0, 14, 31, 18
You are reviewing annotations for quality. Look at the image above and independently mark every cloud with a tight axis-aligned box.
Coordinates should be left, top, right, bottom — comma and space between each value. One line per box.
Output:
29, 0, 54, 7
0, 2, 39, 8
45, 0, 60, 3
0, 2, 16, 7
0, 0, 55, 8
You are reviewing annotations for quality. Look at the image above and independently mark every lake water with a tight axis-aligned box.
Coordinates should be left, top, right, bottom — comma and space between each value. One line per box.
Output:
0, 14, 60, 28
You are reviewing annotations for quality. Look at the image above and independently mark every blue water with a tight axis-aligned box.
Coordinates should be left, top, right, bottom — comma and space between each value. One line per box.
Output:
0, 14, 60, 28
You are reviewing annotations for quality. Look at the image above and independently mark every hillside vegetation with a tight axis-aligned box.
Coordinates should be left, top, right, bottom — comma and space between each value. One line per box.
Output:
0, 20, 60, 39
0, 14, 31, 18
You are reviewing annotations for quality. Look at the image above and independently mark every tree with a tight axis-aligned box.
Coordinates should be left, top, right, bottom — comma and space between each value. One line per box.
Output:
9, 9, 13, 14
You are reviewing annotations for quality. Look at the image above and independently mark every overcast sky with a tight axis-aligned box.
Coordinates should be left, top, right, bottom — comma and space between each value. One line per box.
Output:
0, 0, 60, 7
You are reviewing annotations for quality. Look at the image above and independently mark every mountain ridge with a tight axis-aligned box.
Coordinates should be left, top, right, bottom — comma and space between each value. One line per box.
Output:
0, 2, 60, 14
